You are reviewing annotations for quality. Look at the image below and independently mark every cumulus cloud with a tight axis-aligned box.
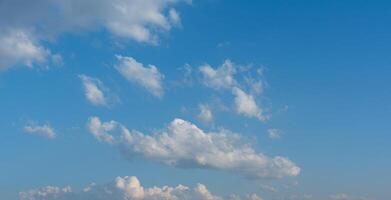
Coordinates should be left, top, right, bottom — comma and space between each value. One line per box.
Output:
198, 60, 270, 122
267, 129, 281, 140
0, 0, 189, 69
23, 122, 56, 139
87, 116, 119, 144
20, 176, 263, 200
232, 87, 268, 122
198, 104, 213, 123
115, 55, 164, 97
199, 59, 237, 90
79, 75, 117, 106
86, 117, 300, 179
0, 29, 52, 70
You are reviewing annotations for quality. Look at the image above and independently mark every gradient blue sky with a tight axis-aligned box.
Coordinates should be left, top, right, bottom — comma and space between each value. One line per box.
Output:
1, 1, 390, 200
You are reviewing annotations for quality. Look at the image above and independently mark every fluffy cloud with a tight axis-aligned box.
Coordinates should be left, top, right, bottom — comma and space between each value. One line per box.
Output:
79, 75, 117, 106
86, 117, 300, 179
267, 129, 281, 140
23, 122, 56, 139
198, 60, 269, 122
199, 59, 237, 90
232, 87, 268, 122
0, 29, 52, 70
0, 0, 189, 69
20, 176, 263, 200
115, 55, 164, 97
87, 116, 119, 144
198, 104, 214, 123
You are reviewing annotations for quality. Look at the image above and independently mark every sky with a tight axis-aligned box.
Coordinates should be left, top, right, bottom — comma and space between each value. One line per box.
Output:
0, 0, 390, 200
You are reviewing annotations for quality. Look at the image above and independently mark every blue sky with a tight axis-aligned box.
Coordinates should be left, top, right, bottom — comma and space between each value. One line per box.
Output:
0, 1, 390, 200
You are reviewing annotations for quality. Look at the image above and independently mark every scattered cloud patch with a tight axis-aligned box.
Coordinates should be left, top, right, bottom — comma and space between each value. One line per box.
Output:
267, 129, 281, 140
23, 122, 56, 139
0, 29, 52, 70
20, 186, 72, 200
20, 175, 263, 200
115, 55, 164, 97
198, 104, 213, 123
86, 117, 300, 179
243, 68, 266, 95
87, 116, 119, 144
79, 74, 117, 106
199, 59, 237, 90
232, 87, 268, 122
197, 60, 270, 122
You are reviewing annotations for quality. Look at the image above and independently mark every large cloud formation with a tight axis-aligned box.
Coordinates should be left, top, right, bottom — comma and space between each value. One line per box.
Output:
87, 117, 300, 179
0, 0, 188, 69
19, 176, 264, 200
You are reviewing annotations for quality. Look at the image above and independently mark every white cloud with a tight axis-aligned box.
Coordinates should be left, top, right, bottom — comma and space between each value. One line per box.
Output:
0, 0, 189, 69
198, 104, 214, 123
23, 122, 56, 139
20, 175, 263, 200
86, 117, 300, 179
0, 29, 51, 70
198, 60, 270, 122
115, 55, 164, 97
232, 87, 268, 122
199, 59, 237, 90
87, 116, 118, 144
79, 75, 117, 106
20, 185, 72, 200
267, 129, 281, 140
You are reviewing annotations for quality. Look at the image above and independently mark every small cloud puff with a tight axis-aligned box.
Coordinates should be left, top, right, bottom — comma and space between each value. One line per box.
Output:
79, 75, 118, 107
23, 122, 56, 139
115, 55, 164, 98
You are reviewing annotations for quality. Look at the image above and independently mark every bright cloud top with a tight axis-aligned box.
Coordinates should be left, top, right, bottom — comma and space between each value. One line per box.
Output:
87, 117, 300, 179
19, 175, 264, 200
79, 75, 117, 106
115, 55, 164, 97
23, 122, 56, 139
